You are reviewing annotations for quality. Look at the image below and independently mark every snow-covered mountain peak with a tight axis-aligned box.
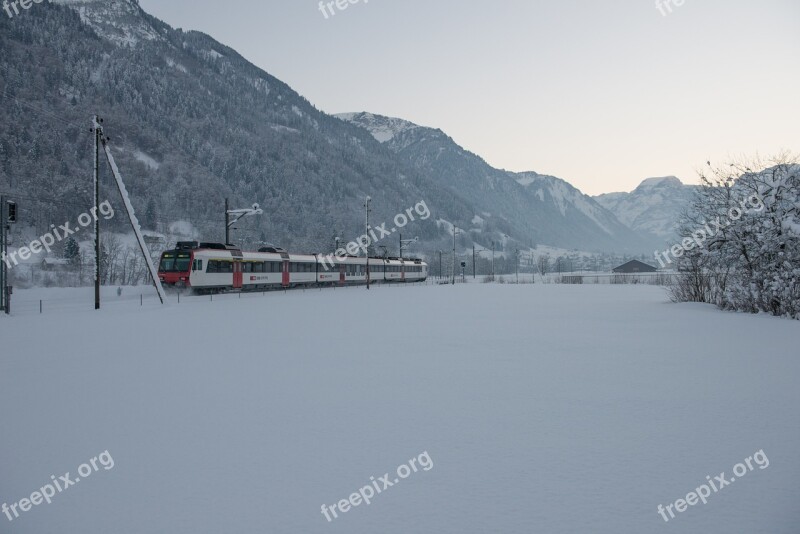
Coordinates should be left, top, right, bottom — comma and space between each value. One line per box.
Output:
55, 0, 162, 47
635, 176, 684, 190
336, 112, 423, 143
594, 176, 697, 240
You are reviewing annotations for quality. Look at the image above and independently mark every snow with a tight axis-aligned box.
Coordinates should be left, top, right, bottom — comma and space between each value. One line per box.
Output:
515, 174, 537, 187
594, 176, 696, 239
56, 0, 163, 48
638, 176, 684, 189
165, 57, 188, 74
132, 150, 159, 171
336, 112, 422, 144
203, 49, 224, 60
516, 172, 616, 235
271, 125, 300, 135
1, 284, 798, 532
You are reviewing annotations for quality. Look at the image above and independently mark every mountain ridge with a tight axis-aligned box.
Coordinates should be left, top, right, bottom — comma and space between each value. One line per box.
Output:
338, 111, 662, 252
0, 1, 687, 257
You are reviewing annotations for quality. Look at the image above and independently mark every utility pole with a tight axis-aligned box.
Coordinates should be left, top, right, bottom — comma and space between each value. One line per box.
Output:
473, 245, 476, 278
364, 196, 371, 290
92, 116, 102, 310
95, 117, 168, 305
225, 198, 230, 245
452, 227, 456, 284
438, 250, 442, 279
491, 241, 495, 277
515, 248, 519, 284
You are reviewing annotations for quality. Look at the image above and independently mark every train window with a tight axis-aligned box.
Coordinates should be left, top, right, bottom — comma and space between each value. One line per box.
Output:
208, 260, 233, 274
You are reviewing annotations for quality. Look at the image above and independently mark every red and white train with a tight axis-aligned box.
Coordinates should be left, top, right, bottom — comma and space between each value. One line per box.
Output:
158, 242, 428, 292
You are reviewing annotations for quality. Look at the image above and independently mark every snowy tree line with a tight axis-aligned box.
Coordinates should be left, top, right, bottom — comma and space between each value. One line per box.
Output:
669, 155, 800, 319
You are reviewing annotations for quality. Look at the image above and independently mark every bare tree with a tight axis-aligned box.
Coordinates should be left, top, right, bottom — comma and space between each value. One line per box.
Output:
537, 255, 550, 277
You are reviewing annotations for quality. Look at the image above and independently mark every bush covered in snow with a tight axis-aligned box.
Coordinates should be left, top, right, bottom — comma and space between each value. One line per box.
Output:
669, 155, 800, 319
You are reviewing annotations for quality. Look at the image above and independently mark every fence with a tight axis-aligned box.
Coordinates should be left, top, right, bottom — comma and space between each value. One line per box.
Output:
547, 273, 679, 286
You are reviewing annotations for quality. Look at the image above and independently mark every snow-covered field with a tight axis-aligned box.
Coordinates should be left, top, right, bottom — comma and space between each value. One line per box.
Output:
1, 284, 798, 533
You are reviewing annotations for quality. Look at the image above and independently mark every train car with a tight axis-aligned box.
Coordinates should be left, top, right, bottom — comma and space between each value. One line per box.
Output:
158, 242, 427, 293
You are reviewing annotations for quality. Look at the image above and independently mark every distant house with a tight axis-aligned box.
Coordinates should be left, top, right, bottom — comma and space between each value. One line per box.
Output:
612, 260, 658, 273
142, 230, 166, 245
40, 258, 72, 272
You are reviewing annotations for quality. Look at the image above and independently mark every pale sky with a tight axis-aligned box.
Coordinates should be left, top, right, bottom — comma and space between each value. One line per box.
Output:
139, 0, 800, 195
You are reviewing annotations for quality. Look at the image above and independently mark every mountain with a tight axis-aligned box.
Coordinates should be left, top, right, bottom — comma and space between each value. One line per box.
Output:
0, 0, 651, 259
337, 112, 651, 252
0, 0, 479, 254
594, 177, 699, 244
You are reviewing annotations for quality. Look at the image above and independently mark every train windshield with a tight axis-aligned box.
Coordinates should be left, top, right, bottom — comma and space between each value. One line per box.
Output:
159, 251, 191, 273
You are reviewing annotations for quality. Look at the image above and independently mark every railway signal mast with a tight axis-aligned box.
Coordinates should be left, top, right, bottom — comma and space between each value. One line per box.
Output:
364, 196, 371, 290
399, 234, 418, 260
0, 196, 16, 314
225, 200, 263, 245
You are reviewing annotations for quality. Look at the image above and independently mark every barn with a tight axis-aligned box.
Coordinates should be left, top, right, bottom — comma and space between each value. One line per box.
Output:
612, 260, 658, 273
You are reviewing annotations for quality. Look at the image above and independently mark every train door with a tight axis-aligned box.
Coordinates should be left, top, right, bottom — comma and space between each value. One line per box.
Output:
339, 264, 346, 286
282, 260, 290, 287
233, 261, 243, 289
401, 264, 406, 282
